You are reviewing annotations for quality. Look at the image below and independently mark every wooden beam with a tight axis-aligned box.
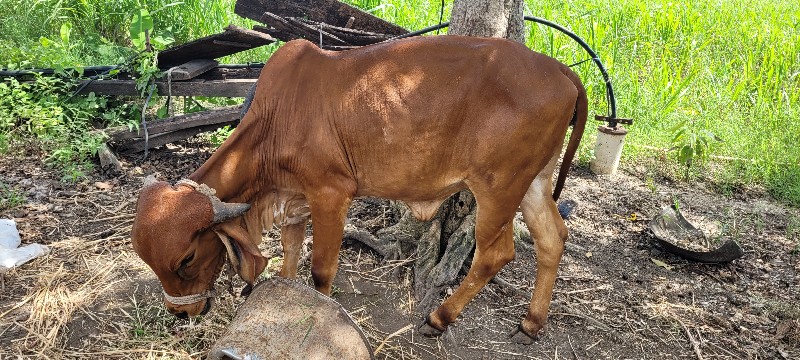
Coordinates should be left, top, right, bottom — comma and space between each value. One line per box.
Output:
195, 66, 263, 80
77, 78, 256, 97
157, 25, 275, 68
252, 14, 393, 49
117, 121, 239, 153
252, 25, 300, 43
105, 106, 242, 141
260, 12, 350, 46
166, 59, 219, 81
235, 0, 408, 36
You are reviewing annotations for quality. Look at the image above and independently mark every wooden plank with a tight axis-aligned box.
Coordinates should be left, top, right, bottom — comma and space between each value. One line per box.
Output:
158, 25, 275, 68
252, 25, 300, 43
234, 0, 408, 36
105, 106, 242, 141
319, 27, 394, 45
260, 12, 350, 46
253, 14, 391, 49
292, 17, 394, 46
117, 121, 239, 153
196, 66, 263, 80
166, 59, 219, 81
77, 78, 256, 97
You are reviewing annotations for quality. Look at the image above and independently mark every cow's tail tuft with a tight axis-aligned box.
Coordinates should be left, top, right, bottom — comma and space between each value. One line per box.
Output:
552, 68, 588, 201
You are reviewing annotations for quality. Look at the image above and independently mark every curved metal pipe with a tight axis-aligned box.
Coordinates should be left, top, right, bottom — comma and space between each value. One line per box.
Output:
524, 16, 619, 125
389, 16, 625, 127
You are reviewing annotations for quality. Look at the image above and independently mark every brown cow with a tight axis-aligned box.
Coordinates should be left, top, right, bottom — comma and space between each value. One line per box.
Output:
132, 35, 587, 344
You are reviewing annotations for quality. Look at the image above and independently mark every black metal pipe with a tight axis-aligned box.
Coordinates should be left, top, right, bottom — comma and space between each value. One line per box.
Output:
392, 23, 450, 40
524, 16, 618, 125
388, 16, 621, 127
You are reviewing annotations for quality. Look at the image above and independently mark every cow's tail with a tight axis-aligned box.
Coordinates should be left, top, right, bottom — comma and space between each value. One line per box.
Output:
552, 68, 588, 201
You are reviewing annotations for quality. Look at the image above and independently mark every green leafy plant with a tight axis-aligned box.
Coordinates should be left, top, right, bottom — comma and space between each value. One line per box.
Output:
129, 8, 154, 51
203, 125, 235, 147
0, 75, 128, 181
36, 22, 85, 75
669, 119, 722, 178
129, 5, 176, 51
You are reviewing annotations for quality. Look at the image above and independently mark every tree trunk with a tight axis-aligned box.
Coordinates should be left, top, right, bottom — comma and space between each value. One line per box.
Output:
450, 0, 525, 43
345, 0, 529, 311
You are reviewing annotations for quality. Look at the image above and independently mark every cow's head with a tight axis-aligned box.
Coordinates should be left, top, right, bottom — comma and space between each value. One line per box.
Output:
131, 178, 266, 318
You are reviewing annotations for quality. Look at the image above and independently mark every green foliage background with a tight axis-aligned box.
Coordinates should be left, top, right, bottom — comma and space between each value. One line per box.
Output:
0, 0, 798, 205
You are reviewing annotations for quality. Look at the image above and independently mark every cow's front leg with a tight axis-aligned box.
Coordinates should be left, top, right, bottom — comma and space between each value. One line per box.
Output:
307, 187, 353, 295
278, 217, 309, 279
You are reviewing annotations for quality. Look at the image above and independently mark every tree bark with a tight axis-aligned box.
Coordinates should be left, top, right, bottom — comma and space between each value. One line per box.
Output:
450, 0, 525, 43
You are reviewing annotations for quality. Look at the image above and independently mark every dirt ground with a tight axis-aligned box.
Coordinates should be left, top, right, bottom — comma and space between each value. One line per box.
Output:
1, 138, 798, 359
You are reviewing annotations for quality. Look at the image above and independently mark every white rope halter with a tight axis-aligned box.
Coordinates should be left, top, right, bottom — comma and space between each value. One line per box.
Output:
163, 289, 216, 306
175, 178, 217, 197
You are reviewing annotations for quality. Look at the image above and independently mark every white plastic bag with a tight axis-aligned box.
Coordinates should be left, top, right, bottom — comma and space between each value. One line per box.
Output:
0, 219, 50, 271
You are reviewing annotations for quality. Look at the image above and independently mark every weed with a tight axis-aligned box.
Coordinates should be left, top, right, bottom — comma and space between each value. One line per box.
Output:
0, 75, 122, 179
669, 119, 722, 179
646, 175, 657, 194
0, 182, 25, 210
203, 125, 235, 147
0, 132, 8, 153
789, 216, 800, 239
789, 215, 800, 254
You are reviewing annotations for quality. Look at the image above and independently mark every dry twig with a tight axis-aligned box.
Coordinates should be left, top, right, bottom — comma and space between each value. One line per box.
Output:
676, 317, 704, 360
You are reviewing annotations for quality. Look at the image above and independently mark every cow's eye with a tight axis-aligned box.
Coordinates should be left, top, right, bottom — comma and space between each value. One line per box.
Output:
177, 253, 195, 279
181, 253, 195, 267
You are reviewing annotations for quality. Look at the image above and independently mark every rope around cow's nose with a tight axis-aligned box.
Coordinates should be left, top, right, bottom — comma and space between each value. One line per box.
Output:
162, 289, 216, 306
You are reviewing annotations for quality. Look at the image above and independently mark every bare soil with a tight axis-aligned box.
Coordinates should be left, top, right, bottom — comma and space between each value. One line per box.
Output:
1, 139, 798, 359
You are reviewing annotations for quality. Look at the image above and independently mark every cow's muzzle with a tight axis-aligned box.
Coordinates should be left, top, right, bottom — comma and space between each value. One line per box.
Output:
164, 288, 216, 318
163, 289, 216, 306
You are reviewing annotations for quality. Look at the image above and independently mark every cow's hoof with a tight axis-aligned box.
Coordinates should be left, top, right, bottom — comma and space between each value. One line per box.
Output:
508, 324, 538, 345
240, 283, 253, 297
417, 316, 444, 337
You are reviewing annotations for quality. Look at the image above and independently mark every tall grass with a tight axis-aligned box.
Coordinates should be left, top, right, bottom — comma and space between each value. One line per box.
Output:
346, 0, 800, 205
0, 0, 798, 205
518, 0, 800, 204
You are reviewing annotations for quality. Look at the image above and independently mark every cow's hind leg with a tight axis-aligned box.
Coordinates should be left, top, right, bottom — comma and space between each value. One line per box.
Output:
509, 159, 568, 344
419, 195, 517, 336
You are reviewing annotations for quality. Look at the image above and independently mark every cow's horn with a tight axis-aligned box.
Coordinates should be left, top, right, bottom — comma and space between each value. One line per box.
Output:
211, 198, 251, 223
143, 175, 158, 188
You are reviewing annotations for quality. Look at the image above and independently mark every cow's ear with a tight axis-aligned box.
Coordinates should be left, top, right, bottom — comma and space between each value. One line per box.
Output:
214, 222, 267, 291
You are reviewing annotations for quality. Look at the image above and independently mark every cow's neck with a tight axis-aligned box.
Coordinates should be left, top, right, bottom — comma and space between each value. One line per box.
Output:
188, 130, 262, 203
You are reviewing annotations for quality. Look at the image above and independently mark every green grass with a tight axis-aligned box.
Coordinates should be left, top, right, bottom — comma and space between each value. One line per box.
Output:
520, 0, 800, 206
0, 182, 25, 210
346, 0, 800, 206
0, 0, 798, 205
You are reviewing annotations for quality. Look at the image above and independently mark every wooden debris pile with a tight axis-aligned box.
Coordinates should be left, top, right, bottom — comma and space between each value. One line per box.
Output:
99, 0, 409, 155
237, 0, 407, 50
